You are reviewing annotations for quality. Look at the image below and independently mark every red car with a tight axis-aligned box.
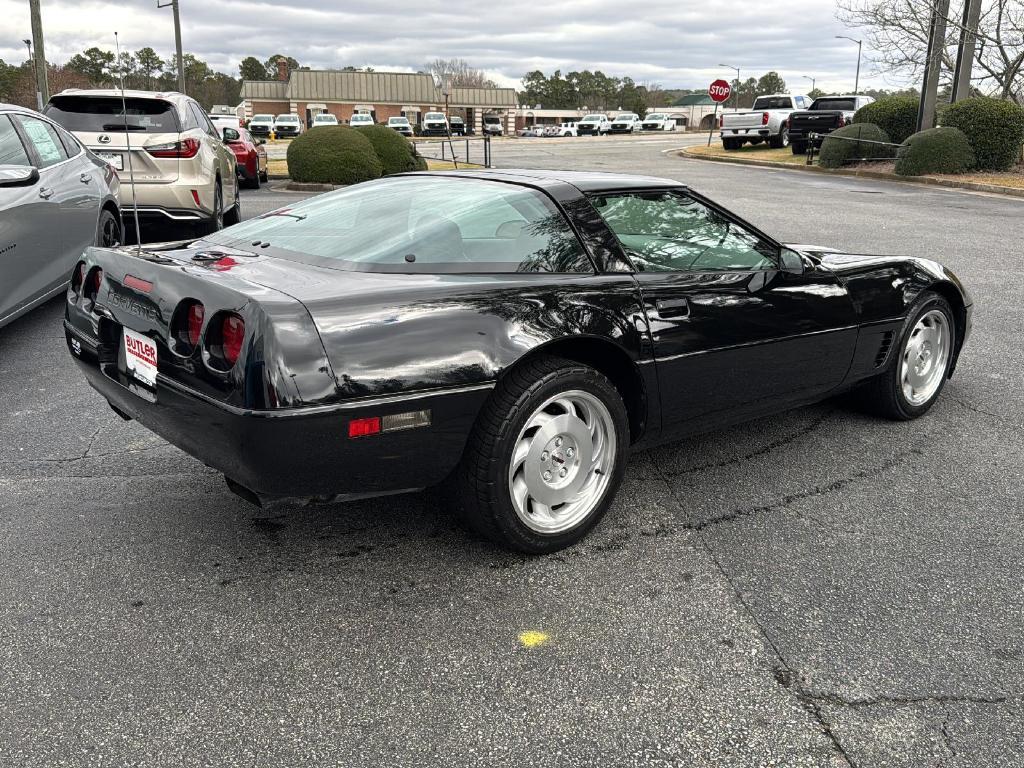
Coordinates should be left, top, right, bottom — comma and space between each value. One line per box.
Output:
227, 127, 268, 189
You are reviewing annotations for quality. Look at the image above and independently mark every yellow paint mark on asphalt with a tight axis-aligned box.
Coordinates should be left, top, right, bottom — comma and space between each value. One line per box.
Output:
518, 630, 550, 648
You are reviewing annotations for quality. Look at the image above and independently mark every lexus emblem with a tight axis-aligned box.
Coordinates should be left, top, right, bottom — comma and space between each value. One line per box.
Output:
98, 134, 111, 144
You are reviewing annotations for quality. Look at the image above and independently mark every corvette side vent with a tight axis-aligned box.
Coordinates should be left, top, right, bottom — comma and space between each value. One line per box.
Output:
874, 331, 895, 368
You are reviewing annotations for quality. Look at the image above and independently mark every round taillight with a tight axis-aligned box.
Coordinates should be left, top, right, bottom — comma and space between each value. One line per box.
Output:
187, 303, 204, 346
71, 262, 86, 293
220, 314, 245, 367
92, 268, 103, 294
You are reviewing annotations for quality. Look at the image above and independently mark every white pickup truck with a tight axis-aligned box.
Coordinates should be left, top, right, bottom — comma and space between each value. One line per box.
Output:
719, 94, 811, 150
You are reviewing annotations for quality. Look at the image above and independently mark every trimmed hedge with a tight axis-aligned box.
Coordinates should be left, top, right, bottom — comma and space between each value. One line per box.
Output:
818, 123, 894, 169
286, 126, 383, 184
853, 97, 919, 144
895, 127, 975, 176
940, 97, 1024, 171
355, 124, 428, 175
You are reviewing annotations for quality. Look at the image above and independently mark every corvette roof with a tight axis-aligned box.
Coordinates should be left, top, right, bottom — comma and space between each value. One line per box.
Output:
405, 168, 687, 193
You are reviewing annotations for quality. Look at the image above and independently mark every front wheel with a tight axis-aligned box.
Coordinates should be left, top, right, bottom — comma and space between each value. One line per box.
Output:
457, 355, 629, 553
96, 208, 121, 247
859, 291, 956, 420
770, 126, 790, 148
791, 140, 807, 155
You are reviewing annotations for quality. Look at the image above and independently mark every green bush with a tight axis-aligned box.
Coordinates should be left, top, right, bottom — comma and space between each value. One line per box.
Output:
940, 97, 1024, 171
286, 126, 383, 184
355, 124, 427, 175
853, 97, 920, 144
818, 123, 894, 169
895, 127, 976, 176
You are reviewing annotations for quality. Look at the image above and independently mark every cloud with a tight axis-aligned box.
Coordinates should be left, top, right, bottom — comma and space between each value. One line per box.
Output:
1, 0, 908, 92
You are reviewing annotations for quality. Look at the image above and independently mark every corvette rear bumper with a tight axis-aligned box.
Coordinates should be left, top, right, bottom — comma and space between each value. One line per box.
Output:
65, 321, 491, 505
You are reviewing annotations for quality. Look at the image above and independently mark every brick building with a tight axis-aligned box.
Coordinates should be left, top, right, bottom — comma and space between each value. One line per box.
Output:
240, 60, 518, 134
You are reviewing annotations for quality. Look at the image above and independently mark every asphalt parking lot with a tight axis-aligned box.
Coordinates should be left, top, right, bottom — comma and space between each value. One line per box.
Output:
1, 138, 1022, 767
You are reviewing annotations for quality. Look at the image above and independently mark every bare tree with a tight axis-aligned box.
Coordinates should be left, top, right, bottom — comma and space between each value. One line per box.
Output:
423, 58, 497, 89
837, 0, 1024, 103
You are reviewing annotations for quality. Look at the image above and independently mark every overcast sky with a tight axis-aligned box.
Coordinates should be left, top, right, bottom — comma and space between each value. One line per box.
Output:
1, 0, 908, 94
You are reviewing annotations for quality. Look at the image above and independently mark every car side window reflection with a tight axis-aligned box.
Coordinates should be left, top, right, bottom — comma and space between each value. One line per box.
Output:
591, 191, 777, 272
0, 116, 31, 166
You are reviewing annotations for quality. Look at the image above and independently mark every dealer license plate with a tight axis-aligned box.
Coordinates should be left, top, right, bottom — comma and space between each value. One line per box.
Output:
96, 151, 124, 170
123, 327, 158, 388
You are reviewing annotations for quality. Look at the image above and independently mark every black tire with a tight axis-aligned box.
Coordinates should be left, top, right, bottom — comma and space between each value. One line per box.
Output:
244, 170, 260, 190
202, 182, 224, 235
770, 125, 790, 149
722, 138, 738, 151
259, 168, 269, 183
96, 207, 121, 247
858, 291, 956, 420
791, 140, 807, 155
456, 355, 630, 554
224, 189, 241, 227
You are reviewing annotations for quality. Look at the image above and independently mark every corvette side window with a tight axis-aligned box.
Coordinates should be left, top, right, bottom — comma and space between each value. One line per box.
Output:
592, 192, 776, 272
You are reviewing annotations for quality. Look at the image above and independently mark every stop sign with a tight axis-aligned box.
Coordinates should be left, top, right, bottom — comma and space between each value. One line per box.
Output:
708, 79, 732, 103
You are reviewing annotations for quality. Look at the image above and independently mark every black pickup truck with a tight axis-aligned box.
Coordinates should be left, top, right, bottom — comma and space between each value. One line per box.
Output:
788, 95, 875, 154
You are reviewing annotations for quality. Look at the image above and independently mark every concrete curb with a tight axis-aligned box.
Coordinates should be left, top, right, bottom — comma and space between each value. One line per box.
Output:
281, 181, 340, 192
678, 148, 1024, 200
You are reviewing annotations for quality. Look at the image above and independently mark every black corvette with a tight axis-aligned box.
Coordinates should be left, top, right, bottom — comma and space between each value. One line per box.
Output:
64, 170, 972, 553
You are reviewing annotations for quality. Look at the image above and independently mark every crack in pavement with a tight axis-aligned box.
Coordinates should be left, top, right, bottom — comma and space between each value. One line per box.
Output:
650, 453, 859, 768
661, 409, 835, 477
793, 688, 1009, 710
681, 446, 924, 532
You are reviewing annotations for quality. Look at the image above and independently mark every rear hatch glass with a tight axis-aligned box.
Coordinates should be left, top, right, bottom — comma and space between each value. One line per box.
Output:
45, 96, 180, 133
811, 98, 856, 111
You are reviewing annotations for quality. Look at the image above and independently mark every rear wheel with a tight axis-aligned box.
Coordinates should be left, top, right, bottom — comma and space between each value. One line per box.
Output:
770, 125, 790, 148
457, 355, 629, 553
203, 182, 224, 235
224, 188, 241, 227
96, 208, 121, 247
859, 291, 956, 420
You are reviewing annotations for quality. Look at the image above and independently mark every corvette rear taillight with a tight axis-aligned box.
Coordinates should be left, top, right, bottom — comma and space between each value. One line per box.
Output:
71, 261, 86, 294
762, 112, 770, 125
146, 138, 200, 158
92, 268, 103, 294
187, 303, 204, 346
220, 314, 244, 366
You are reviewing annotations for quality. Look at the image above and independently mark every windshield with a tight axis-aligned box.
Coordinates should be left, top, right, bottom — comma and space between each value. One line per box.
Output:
581, 115, 603, 123
614, 115, 636, 121
251, 115, 273, 123
425, 113, 446, 121
645, 114, 665, 120
389, 117, 409, 124
44, 96, 179, 133
483, 116, 500, 123
752, 97, 793, 110
811, 98, 857, 111
276, 115, 298, 122
350, 115, 372, 122
207, 176, 592, 274
314, 115, 337, 122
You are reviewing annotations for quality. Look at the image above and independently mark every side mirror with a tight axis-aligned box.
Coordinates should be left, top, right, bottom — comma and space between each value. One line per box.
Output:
222, 127, 240, 142
0, 165, 40, 187
779, 247, 805, 275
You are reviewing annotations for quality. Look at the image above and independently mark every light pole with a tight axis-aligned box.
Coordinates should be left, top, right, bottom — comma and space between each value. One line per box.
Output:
803, 75, 816, 94
28, 0, 48, 108
718, 64, 739, 111
23, 38, 43, 110
835, 35, 862, 94
157, 0, 185, 93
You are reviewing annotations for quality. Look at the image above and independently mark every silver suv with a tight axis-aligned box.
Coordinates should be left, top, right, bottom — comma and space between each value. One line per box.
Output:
45, 89, 239, 234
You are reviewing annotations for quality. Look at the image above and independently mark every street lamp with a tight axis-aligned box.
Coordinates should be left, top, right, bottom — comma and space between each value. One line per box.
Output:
835, 35, 863, 94
718, 63, 739, 110
157, 0, 186, 93
803, 75, 816, 93
23, 39, 42, 110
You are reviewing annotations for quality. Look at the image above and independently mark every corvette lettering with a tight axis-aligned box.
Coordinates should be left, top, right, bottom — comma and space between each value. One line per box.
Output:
107, 289, 159, 322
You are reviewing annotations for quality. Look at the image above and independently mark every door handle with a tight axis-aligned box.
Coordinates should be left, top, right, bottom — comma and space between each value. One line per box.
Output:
38, 187, 54, 199
80, 173, 92, 184
655, 297, 690, 318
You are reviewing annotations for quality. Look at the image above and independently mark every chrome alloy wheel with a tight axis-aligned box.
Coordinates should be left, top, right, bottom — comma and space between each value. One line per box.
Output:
901, 309, 950, 406
508, 390, 617, 534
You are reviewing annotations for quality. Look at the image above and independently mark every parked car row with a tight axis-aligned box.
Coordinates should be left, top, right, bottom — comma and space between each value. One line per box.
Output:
517, 113, 681, 137
719, 93, 875, 153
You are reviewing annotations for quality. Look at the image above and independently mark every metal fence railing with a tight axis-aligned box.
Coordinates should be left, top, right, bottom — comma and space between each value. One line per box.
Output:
411, 136, 493, 168
807, 128, 903, 167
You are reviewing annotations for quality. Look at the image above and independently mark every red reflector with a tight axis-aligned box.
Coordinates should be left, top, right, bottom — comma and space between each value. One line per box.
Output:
190, 189, 201, 207
123, 274, 153, 293
187, 303, 204, 346
348, 417, 381, 438
220, 314, 244, 366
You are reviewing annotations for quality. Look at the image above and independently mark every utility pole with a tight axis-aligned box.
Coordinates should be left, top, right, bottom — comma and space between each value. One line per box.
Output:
952, 0, 983, 102
157, 0, 185, 93
28, 0, 49, 108
917, 0, 950, 131
719, 64, 740, 111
